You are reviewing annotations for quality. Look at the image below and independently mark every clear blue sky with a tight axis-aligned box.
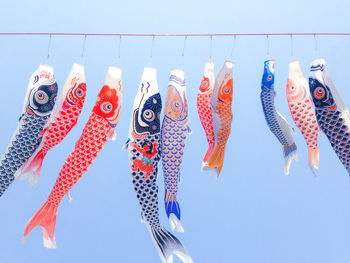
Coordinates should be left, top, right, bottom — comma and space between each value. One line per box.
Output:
0, 0, 350, 262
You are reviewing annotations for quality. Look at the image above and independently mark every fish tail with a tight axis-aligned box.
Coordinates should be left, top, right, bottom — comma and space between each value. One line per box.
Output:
15, 149, 45, 187
147, 224, 193, 263
308, 146, 319, 175
22, 200, 58, 249
203, 145, 224, 177
202, 141, 215, 167
283, 143, 298, 175
164, 189, 183, 233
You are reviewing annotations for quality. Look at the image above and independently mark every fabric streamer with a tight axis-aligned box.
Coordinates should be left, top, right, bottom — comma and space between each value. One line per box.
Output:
286, 60, 319, 174
309, 58, 350, 174
0, 65, 58, 197
15, 63, 87, 186
260, 60, 297, 174
22, 66, 122, 248
203, 61, 234, 177
161, 69, 190, 232
197, 62, 215, 169
124, 67, 193, 263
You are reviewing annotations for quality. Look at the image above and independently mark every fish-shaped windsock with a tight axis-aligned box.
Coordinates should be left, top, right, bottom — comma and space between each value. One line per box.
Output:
161, 69, 190, 233
261, 60, 298, 174
197, 62, 215, 168
22, 66, 122, 248
309, 58, 350, 174
286, 60, 319, 174
15, 63, 87, 186
124, 67, 193, 263
0, 65, 58, 197
203, 61, 234, 177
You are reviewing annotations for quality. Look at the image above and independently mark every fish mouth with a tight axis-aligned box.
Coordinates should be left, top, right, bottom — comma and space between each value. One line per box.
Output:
268, 60, 275, 73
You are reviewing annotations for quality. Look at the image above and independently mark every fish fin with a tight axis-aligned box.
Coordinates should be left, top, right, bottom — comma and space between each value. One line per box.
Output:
39, 127, 49, 137
110, 131, 117, 141
15, 149, 45, 187
202, 142, 215, 169
146, 224, 193, 263
22, 200, 58, 249
165, 190, 183, 232
274, 90, 277, 97
308, 147, 319, 175
203, 145, 224, 177
187, 126, 192, 135
283, 143, 298, 175
122, 138, 130, 150
67, 191, 72, 202
276, 112, 291, 128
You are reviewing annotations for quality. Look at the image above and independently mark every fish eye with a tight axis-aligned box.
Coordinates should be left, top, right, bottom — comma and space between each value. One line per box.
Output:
143, 109, 155, 121
100, 101, 113, 113
267, 75, 272, 81
224, 86, 230, 93
314, 87, 325, 99
76, 88, 83, 97
34, 90, 49, 104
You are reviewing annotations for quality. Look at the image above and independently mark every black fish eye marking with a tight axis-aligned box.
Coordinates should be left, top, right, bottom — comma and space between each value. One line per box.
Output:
267, 75, 272, 81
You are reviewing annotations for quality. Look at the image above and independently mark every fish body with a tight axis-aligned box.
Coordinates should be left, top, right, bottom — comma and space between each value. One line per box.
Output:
309, 58, 350, 174
23, 66, 122, 248
161, 69, 189, 232
203, 61, 234, 177
286, 60, 319, 173
260, 59, 297, 175
0, 65, 58, 196
16, 63, 87, 186
197, 62, 215, 167
125, 67, 193, 263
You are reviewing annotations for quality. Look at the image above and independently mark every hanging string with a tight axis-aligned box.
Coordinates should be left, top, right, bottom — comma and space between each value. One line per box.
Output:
47, 34, 52, 59
181, 36, 187, 57
266, 35, 270, 56
81, 35, 87, 58
209, 35, 213, 61
150, 35, 155, 59
314, 34, 318, 52
230, 35, 237, 58
290, 34, 293, 56
118, 35, 122, 60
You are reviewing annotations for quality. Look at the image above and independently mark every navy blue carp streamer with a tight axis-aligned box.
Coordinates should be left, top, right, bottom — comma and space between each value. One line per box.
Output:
260, 60, 298, 174
0, 65, 58, 196
309, 58, 350, 174
124, 67, 193, 263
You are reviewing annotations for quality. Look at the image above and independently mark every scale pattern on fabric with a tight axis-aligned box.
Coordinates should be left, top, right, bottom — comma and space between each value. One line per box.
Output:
0, 113, 50, 195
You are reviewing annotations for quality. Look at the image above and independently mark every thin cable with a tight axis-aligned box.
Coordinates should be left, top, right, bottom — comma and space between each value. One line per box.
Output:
81, 35, 87, 58
0, 32, 349, 37
47, 34, 52, 59
209, 35, 213, 61
266, 35, 270, 56
290, 34, 293, 56
230, 35, 237, 58
314, 34, 318, 52
150, 35, 155, 59
181, 36, 187, 57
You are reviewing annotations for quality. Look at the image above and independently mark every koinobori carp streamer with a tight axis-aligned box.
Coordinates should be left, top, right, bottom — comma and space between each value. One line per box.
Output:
260, 60, 298, 174
124, 67, 193, 263
0, 64, 58, 196
309, 58, 350, 174
161, 69, 190, 232
197, 62, 215, 168
286, 60, 319, 174
22, 66, 122, 248
15, 63, 87, 186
